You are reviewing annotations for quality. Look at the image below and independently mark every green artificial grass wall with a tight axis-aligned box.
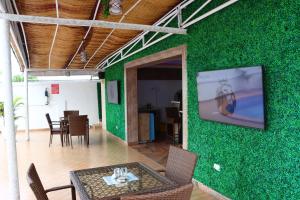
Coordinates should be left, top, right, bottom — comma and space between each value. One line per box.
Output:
105, 0, 300, 199
105, 65, 125, 140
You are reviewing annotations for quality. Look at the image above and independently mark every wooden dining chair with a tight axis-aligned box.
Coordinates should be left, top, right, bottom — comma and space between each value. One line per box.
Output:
68, 115, 89, 148
158, 146, 198, 185
121, 183, 193, 200
27, 163, 76, 200
45, 113, 64, 147
64, 110, 79, 118
165, 107, 181, 144
62, 110, 79, 146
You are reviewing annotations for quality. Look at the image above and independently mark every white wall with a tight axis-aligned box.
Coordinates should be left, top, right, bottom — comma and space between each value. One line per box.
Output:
137, 80, 182, 122
0, 80, 100, 130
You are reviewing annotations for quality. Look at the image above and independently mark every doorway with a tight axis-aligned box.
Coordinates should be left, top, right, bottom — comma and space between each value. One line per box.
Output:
138, 57, 182, 141
124, 45, 188, 155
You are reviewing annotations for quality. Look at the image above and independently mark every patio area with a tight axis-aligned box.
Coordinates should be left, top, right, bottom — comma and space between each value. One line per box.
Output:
0, 128, 216, 200
0, 0, 298, 199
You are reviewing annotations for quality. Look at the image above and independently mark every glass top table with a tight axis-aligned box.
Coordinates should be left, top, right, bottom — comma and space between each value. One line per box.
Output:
70, 162, 178, 200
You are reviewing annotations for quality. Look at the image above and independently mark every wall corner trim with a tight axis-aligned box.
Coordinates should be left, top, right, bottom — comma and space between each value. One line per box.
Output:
105, 130, 127, 145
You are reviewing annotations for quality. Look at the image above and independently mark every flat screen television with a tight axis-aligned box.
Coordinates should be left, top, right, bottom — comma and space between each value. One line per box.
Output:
196, 66, 265, 129
107, 80, 119, 104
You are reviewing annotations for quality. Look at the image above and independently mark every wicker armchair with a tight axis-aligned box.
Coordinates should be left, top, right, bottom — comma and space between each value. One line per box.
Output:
158, 146, 198, 185
68, 115, 89, 148
121, 183, 193, 200
27, 163, 76, 200
46, 113, 64, 147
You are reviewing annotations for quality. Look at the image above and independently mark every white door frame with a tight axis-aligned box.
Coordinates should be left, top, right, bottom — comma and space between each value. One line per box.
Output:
100, 79, 107, 130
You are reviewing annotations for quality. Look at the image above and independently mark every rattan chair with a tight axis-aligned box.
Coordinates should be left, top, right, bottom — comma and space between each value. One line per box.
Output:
46, 113, 64, 147
27, 163, 76, 200
68, 115, 89, 148
121, 183, 193, 200
158, 146, 198, 185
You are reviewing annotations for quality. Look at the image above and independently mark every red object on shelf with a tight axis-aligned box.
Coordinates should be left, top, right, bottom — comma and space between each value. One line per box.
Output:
51, 84, 59, 94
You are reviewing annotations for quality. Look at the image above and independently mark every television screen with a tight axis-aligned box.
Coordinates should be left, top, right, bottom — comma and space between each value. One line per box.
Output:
196, 66, 265, 129
107, 80, 119, 104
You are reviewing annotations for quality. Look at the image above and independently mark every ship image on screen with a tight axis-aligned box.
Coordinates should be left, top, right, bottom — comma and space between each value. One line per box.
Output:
196, 66, 265, 129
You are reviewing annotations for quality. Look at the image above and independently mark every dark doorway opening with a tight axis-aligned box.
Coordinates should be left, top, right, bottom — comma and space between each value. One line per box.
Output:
132, 56, 183, 166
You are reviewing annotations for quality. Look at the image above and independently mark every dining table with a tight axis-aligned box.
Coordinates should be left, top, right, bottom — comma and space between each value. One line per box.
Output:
70, 162, 178, 200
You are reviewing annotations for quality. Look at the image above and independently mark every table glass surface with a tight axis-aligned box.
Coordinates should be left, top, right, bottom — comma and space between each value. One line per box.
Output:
70, 162, 177, 200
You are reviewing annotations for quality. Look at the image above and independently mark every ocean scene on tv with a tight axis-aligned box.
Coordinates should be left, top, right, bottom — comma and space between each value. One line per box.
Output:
197, 66, 265, 129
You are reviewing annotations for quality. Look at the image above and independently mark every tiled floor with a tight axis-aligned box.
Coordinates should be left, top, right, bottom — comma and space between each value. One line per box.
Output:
131, 140, 171, 166
0, 128, 218, 200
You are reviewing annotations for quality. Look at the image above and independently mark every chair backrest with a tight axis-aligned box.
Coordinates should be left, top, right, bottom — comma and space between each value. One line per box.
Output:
165, 107, 180, 122
45, 113, 52, 130
27, 163, 49, 200
68, 115, 87, 136
64, 110, 79, 118
165, 146, 198, 185
121, 183, 193, 200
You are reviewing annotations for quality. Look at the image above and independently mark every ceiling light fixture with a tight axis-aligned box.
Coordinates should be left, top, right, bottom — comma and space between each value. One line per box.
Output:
109, 0, 122, 15
80, 50, 88, 63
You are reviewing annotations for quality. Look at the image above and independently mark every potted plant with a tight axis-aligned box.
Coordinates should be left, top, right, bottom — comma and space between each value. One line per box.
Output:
13, 96, 24, 132
0, 97, 23, 136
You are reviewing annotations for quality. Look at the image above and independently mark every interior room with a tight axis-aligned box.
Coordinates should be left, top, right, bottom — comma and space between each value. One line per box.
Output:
132, 57, 183, 165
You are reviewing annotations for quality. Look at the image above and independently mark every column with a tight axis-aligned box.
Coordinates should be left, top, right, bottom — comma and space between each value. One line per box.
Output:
0, 18, 20, 200
24, 68, 29, 141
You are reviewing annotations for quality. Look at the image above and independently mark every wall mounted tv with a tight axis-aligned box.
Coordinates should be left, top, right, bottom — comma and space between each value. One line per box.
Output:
107, 80, 119, 104
196, 66, 265, 129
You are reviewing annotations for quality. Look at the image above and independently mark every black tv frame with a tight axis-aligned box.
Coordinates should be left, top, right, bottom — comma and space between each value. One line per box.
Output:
196, 65, 266, 130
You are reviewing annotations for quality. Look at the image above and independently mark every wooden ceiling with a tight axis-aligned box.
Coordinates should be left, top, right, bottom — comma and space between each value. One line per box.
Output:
14, 0, 181, 70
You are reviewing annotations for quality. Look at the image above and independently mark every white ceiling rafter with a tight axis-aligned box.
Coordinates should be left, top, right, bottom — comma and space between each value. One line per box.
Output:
97, 0, 239, 71
82, 0, 143, 69
0, 13, 186, 34
48, 0, 59, 69
11, 0, 30, 68
96, 0, 195, 70
181, 0, 212, 26
182, 0, 239, 28
65, 0, 102, 69
27, 68, 101, 76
